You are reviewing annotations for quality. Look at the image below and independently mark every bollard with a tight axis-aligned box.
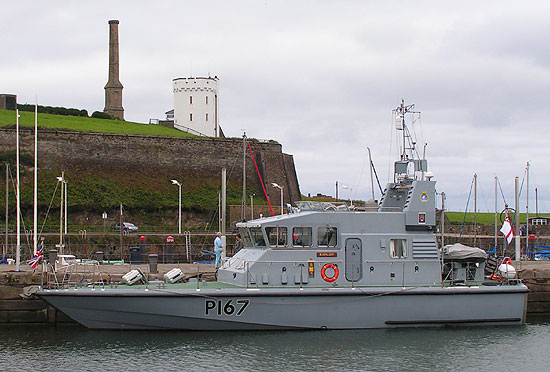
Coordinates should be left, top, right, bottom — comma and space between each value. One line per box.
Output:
149, 253, 158, 274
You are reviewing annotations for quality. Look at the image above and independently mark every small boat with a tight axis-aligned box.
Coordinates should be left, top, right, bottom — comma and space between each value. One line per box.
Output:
37, 101, 528, 330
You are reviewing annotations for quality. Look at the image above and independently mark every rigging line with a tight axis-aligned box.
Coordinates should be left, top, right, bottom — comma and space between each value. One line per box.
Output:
247, 141, 274, 216
518, 167, 527, 200
496, 178, 508, 207
8, 165, 30, 251
458, 176, 475, 243
371, 159, 384, 196
408, 115, 422, 160
39, 181, 60, 238
354, 149, 368, 192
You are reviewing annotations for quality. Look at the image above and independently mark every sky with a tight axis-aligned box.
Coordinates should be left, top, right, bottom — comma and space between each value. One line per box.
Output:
2, 0, 549, 212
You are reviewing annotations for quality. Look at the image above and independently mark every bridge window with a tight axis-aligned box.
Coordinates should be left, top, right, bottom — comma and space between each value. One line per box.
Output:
318, 226, 337, 247
266, 226, 287, 247
250, 227, 266, 247
389, 239, 407, 258
292, 227, 312, 247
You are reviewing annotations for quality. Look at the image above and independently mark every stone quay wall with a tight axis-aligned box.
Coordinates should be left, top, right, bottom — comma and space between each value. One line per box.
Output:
0, 127, 301, 206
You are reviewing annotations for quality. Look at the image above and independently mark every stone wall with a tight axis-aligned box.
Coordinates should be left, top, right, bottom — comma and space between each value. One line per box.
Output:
0, 127, 301, 206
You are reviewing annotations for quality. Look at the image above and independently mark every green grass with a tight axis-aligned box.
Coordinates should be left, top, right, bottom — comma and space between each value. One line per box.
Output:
445, 211, 550, 225
0, 109, 196, 138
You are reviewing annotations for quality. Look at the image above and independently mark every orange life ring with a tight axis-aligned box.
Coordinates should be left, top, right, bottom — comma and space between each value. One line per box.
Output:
321, 263, 339, 282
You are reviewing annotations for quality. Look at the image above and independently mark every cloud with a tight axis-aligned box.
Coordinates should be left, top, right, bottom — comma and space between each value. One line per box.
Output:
3, 0, 550, 212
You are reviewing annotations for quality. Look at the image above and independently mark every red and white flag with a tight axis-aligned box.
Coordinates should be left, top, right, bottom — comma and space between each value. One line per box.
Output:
500, 212, 514, 244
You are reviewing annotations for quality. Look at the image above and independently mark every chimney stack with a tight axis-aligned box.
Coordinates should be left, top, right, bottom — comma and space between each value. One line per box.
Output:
104, 19, 124, 120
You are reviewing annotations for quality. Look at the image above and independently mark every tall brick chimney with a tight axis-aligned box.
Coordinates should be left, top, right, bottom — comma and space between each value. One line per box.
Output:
104, 20, 124, 120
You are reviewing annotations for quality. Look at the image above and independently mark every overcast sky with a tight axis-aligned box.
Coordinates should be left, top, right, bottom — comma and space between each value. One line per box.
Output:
3, 0, 549, 212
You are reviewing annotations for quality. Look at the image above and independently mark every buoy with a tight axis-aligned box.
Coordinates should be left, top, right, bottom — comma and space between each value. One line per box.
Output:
321, 263, 339, 282
498, 257, 517, 279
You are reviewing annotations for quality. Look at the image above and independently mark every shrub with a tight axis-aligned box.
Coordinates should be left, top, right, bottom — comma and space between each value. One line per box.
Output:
17, 104, 88, 117
91, 111, 116, 120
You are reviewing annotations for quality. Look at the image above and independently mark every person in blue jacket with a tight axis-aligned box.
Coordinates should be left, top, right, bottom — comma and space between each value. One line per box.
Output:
214, 232, 223, 268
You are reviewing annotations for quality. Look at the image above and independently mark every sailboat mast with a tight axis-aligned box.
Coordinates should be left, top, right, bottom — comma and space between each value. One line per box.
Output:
4, 164, 8, 259
515, 177, 520, 261
241, 133, 246, 221
33, 102, 38, 255
526, 162, 529, 253
473, 173, 477, 247
15, 110, 20, 271
494, 176, 498, 250
536, 187, 539, 216
441, 192, 446, 247
367, 147, 375, 200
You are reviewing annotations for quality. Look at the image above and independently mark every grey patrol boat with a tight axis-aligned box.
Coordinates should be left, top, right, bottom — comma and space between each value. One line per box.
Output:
37, 101, 528, 330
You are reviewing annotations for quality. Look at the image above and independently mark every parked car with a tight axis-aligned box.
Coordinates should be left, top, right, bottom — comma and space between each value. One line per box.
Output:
113, 222, 139, 234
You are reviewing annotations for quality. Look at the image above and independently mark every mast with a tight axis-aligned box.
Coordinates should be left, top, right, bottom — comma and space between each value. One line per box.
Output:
392, 99, 421, 182
241, 133, 246, 221
526, 162, 529, 254
535, 187, 539, 216
367, 147, 375, 200
15, 109, 20, 271
515, 177, 520, 261
441, 192, 446, 247
393, 99, 420, 162
4, 163, 8, 260
221, 168, 227, 261
494, 176, 498, 250
473, 173, 477, 247
59, 171, 64, 253
33, 101, 38, 255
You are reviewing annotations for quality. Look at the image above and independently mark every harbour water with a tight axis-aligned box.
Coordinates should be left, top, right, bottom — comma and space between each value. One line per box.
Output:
2, 319, 550, 372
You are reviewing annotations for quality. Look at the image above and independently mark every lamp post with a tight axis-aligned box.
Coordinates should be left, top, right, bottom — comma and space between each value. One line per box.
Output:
171, 179, 182, 234
250, 194, 255, 220
272, 183, 284, 215
102, 211, 107, 234
342, 185, 353, 207
56, 173, 68, 252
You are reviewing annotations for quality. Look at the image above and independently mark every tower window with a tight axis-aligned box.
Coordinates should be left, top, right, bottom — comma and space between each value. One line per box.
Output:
206, 113, 209, 121
190, 113, 193, 122
206, 96, 209, 104
190, 96, 193, 104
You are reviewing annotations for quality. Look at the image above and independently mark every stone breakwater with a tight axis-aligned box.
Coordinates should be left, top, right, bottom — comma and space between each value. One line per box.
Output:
1, 262, 549, 324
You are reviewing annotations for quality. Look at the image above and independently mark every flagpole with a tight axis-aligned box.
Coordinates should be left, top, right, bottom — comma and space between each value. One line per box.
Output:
15, 109, 21, 272
33, 100, 38, 255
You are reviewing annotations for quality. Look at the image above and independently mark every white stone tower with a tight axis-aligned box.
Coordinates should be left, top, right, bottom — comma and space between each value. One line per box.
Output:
173, 76, 219, 137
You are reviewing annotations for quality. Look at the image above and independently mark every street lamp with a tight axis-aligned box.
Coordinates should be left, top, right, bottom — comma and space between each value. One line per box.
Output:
56, 173, 67, 251
342, 185, 353, 207
171, 179, 182, 234
272, 183, 284, 215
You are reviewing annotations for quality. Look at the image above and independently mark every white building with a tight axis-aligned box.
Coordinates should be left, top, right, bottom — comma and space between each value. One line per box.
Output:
172, 76, 219, 137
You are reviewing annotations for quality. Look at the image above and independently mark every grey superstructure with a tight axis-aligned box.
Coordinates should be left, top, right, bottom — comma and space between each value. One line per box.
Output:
37, 101, 528, 330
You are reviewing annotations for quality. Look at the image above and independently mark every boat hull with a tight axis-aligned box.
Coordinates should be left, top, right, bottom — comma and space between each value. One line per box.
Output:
37, 284, 528, 330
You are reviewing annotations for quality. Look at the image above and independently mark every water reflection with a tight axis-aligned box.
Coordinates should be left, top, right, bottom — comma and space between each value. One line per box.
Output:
2, 322, 550, 372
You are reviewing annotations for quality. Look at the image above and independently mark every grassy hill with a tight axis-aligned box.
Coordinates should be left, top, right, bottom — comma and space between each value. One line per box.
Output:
444, 211, 549, 225
0, 109, 195, 138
